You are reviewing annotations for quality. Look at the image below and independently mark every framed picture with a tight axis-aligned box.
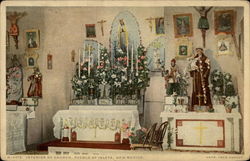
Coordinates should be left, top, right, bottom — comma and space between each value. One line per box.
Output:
214, 10, 235, 35
155, 17, 165, 35
47, 54, 52, 70
175, 37, 192, 59
24, 29, 39, 49
216, 34, 233, 56
173, 13, 193, 38
25, 50, 39, 69
86, 24, 96, 38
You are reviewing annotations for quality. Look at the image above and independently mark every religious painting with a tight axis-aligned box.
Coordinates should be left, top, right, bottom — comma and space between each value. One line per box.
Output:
175, 37, 192, 59
25, 50, 39, 69
216, 34, 233, 56
86, 24, 96, 38
173, 13, 193, 38
47, 54, 52, 70
155, 17, 165, 35
146, 36, 166, 71
24, 29, 39, 49
214, 10, 235, 35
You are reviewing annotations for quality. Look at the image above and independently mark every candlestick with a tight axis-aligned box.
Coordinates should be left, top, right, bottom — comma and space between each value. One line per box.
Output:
131, 44, 134, 72
136, 46, 138, 75
88, 45, 90, 77
78, 48, 80, 77
126, 44, 129, 67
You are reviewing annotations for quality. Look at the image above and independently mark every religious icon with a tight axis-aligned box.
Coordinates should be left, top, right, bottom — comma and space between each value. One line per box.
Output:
47, 54, 52, 70
155, 17, 165, 35
25, 50, 39, 69
25, 29, 39, 49
189, 48, 213, 112
118, 19, 128, 52
97, 19, 106, 36
173, 14, 193, 38
214, 10, 235, 35
194, 7, 213, 47
217, 39, 230, 55
6, 55, 23, 105
86, 24, 96, 38
163, 59, 181, 96
146, 17, 154, 32
7, 11, 27, 49
179, 45, 188, 56
28, 57, 35, 66
27, 67, 42, 98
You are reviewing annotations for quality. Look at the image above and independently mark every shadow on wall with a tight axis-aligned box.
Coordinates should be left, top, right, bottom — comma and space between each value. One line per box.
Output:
205, 49, 222, 71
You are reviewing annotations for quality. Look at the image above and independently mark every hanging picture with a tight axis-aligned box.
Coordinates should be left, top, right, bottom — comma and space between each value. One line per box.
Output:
24, 29, 39, 49
173, 13, 193, 38
216, 33, 233, 56
25, 50, 39, 69
175, 37, 192, 59
155, 17, 165, 35
47, 54, 52, 70
214, 10, 235, 35
86, 24, 96, 38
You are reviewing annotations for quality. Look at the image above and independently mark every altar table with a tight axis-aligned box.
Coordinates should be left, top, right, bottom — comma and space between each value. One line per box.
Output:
53, 105, 140, 142
160, 112, 242, 153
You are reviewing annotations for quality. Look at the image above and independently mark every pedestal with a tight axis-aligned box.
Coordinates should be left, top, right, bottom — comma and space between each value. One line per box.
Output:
160, 112, 242, 153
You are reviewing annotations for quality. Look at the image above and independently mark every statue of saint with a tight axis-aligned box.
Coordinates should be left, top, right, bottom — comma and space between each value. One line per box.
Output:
189, 48, 213, 111
164, 59, 180, 96
118, 19, 128, 52
27, 67, 42, 98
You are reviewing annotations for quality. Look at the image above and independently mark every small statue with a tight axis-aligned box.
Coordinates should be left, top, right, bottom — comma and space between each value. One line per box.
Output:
163, 59, 181, 96
27, 67, 42, 98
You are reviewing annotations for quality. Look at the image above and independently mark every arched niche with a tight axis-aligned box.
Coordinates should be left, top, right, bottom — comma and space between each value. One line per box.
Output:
146, 36, 167, 71
110, 11, 141, 60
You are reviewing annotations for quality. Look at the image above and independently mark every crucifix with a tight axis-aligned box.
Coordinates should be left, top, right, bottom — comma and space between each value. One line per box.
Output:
145, 17, 155, 32
7, 11, 27, 49
193, 122, 208, 145
97, 19, 106, 36
194, 7, 213, 48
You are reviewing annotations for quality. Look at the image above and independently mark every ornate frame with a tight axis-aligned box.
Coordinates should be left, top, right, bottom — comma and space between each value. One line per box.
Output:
216, 33, 234, 56
173, 13, 193, 38
24, 29, 40, 50
175, 37, 193, 59
25, 50, 39, 69
214, 10, 235, 35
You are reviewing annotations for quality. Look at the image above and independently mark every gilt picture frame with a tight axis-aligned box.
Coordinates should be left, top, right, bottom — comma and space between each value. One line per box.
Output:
24, 29, 40, 50
214, 10, 235, 35
173, 13, 193, 38
175, 37, 192, 59
25, 50, 39, 69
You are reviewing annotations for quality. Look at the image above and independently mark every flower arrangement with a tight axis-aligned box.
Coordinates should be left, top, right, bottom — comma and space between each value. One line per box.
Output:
129, 127, 148, 144
210, 69, 224, 96
223, 73, 236, 97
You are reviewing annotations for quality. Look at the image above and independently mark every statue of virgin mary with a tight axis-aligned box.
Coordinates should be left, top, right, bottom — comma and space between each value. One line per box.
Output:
118, 19, 128, 52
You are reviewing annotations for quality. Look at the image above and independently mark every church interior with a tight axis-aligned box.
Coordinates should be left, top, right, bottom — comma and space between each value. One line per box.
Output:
3, 4, 248, 159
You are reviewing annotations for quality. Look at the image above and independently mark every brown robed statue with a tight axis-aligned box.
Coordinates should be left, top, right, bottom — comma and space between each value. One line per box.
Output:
189, 48, 213, 111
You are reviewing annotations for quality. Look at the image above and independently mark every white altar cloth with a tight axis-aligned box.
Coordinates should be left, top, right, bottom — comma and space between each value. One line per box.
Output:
160, 112, 242, 152
6, 111, 27, 154
53, 106, 140, 141
69, 104, 137, 111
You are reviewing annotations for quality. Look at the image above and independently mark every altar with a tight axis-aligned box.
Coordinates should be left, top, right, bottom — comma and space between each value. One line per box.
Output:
160, 112, 242, 153
53, 105, 140, 142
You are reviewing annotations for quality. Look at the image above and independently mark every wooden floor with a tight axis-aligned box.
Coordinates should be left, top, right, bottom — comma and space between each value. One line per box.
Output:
37, 139, 131, 151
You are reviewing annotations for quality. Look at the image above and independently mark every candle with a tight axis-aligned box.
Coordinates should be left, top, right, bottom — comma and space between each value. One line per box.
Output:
126, 44, 129, 67
136, 46, 138, 75
131, 44, 133, 72
88, 45, 90, 76
78, 48, 80, 77
97, 43, 100, 66
83, 45, 85, 65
